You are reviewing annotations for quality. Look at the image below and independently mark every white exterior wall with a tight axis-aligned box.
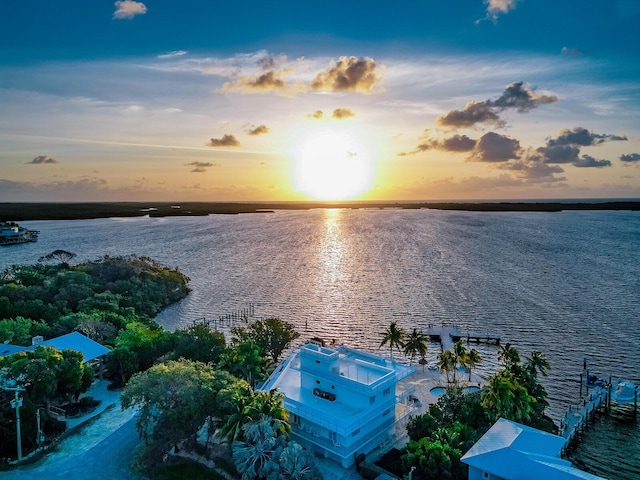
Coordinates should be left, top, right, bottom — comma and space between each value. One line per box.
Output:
260, 344, 415, 469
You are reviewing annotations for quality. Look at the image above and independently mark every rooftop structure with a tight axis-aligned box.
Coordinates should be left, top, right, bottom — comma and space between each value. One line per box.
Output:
0, 332, 110, 362
461, 418, 606, 480
260, 343, 415, 468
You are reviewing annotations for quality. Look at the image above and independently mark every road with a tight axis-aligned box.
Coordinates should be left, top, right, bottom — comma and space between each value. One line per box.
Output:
1, 416, 144, 480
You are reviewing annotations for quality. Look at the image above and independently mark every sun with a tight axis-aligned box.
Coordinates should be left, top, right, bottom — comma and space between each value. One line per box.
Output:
292, 127, 374, 200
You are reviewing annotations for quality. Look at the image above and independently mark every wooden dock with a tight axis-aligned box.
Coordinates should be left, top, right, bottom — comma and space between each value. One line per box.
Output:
560, 375, 638, 455
423, 324, 501, 351
560, 381, 611, 454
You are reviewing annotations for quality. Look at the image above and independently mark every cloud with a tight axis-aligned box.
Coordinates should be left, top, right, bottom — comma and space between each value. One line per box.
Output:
499, 151, 566, 181
400, 133, 477, 155
257, 54, 287, 70
482, 0, 518, 23
27, 155, 59, 164
437, 82, 556, 129
536, 144, 581, 164
546, 127, 627, 146
620, 153, 640, 163
113, 1, 147, 20
248, 125, 270, 136
158, 50, 188, 59
468, 132, 521, 162
573, 155, 612, 168
221, 69, 306, 96
186, 161, 216, 173
437, 101, 504, 128
332, 108, 356, 119
311, 56, 383, 94
486, 82, 558, 112
208, 134, 240, 147
308, 110, 324, 119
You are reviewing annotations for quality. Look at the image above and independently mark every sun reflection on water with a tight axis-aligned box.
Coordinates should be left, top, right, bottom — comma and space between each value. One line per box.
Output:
319, 208, 347, 283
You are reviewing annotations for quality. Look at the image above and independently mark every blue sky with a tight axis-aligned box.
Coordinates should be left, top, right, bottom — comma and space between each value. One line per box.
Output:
1, 0, 639, 201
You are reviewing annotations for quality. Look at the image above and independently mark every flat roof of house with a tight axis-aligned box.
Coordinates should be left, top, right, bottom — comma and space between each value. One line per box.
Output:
261, 344, 415, 433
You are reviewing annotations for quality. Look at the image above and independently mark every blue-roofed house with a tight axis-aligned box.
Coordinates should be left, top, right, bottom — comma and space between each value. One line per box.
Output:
461, 418, 606, 480
260, 343, 415, 468
0, 332, 110, 364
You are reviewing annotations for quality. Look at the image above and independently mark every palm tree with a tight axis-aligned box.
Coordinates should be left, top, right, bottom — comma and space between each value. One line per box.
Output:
525, 351, 550, 378
403, 329, 429, 365
482, 370, 536, 423
437, 350, 456, 384
453, 340, 468, 382
233, 414, 283, 480
246, 389, 290, 434
219, 390, 253, 447
466, 348, 482, 381
279, 442, 322, 480
379, 321, 406, 360
498, 342, 521, 372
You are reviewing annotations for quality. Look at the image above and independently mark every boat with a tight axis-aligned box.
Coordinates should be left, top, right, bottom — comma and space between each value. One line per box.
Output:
611, 381, 637, 405
0, 221, 39, 246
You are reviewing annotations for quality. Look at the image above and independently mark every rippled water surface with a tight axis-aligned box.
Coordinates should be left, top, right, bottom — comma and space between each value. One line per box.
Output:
2, 209, 639, 478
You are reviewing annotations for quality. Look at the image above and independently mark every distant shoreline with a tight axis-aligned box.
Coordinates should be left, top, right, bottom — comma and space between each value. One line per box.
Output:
1, 201, 639, 221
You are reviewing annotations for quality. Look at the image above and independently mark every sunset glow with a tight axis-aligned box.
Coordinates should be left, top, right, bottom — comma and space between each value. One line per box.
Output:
1, 1, 639, 201
292, 128, 374, 200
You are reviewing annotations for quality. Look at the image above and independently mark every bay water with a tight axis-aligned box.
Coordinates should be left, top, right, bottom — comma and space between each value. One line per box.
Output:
1, 208, 638, 478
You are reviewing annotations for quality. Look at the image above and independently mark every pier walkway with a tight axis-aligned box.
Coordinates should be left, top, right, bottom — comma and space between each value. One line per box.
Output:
559, 377, 638, 453
423, 324, 501, 351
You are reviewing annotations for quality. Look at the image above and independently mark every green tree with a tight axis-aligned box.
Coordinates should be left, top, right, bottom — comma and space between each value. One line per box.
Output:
498, 342, 521, 374
379, 321, 405, 360
121, 359, 243, 462
465, 348, 482, 382
232, 317, 300, 363
0, 317, 50, 345
437, 350, 456, 384
481, 370, 536, 424
0, 346, 93, 408
246, 389, 289, 433
233, 415, 285, 480
172, 324, 226, 364
279, 442, 322, 480
402, 437, 464, 480
106, 322, 174, 385
403, 328, 429, 366
220, 340, 268, 388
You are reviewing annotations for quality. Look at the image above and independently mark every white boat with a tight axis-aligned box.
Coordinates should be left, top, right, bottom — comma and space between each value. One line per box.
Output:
611, 381, 637, 405
0, 221, 39, 246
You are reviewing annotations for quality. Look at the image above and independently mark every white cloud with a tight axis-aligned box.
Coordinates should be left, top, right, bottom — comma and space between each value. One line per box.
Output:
481, 0, 518, 23
158, 51, 188, 59
113, 1, 147, 20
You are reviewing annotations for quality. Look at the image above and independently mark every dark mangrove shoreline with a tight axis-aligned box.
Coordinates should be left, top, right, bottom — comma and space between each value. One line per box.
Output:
1, 200, 639, 221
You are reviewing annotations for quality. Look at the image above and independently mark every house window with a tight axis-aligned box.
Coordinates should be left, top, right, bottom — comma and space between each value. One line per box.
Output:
351, 428, 360, 437
383, 387, 390, 396
383, 409, 390, 416
329, 431, 337, 442
370, 396, 376, 404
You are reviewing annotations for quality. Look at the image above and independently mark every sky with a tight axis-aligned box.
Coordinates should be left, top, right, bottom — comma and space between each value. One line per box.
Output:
1, 0, 639, 202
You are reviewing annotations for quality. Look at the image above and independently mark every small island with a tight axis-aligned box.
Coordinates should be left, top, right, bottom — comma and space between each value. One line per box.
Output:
1, 200, 639, 222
